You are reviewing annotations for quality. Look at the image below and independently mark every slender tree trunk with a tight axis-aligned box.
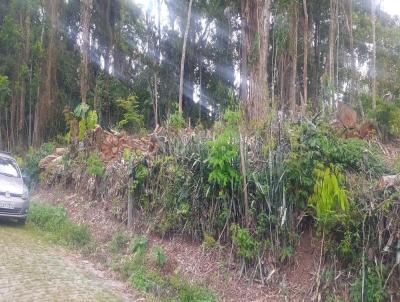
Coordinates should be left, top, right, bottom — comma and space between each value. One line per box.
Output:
178, 0, 193, 115
313, 1, 321, 110
10, 90, 16, 147
328, 0, 338, 111
19, 12, 32, 146
154, 0, 161, 126
302, 0, 309, 116
28, 64, 32, 146
289, 2, 298, 118
80, 0, 92, 104
371, 0, 377, 110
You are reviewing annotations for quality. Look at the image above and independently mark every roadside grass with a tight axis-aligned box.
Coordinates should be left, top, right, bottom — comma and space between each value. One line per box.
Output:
116, 235, 216, 302
28, 202, 91, 249
122, 257, 215, 302
28, 202, 215, 301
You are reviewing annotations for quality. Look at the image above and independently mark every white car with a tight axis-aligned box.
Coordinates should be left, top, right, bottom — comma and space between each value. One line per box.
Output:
0, 152, 29, 223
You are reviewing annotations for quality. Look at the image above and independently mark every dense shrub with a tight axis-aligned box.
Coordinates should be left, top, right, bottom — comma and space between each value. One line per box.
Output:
308, 165, 349, 231
207, 110, 240, 187
109, 231, 129, 254
350, 266, 389, 302
152, 246, 167, 267
86, 153, 105, 177
129, 235, 148, 255
285, 123, 388, 210
116, 95, 144, 132
230, 224, 260, 262
374, 99, 400, 140
24, 142, 55, 186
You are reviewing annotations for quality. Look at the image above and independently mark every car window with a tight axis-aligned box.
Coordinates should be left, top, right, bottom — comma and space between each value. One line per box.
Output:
0, 158, 20, 178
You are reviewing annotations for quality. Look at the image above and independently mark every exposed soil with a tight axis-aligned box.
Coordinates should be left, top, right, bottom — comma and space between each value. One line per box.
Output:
283, 229, 319, 302
33, 187, 318, 302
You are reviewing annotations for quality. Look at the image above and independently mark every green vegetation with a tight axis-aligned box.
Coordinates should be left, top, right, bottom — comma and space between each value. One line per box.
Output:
230, 224, 259, 263
109, 231, 129, 254
152, 246, 167, 267
350, 266, 389, 302
167, 111, 186, 130
106, 233, 215, 301
28, 202, 91, 248
207, 110, 240, 187
3, 0, 400, 299
374, 99, 400, 140
121, 246, 215, 302
24, 142, 55, 186
129, 235, 149, 255
86, 154, 105, 177
116, 95, 144, 132
308, 165, 349, 231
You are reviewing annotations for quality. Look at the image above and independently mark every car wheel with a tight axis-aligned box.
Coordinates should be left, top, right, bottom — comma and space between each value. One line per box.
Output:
17, 218, 26, 224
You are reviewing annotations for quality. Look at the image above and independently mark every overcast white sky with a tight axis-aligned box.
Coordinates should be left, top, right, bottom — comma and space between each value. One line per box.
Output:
132, 0, 400, 19
382, 0, 400, 16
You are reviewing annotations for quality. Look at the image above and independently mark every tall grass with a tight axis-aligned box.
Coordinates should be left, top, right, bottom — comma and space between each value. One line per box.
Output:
28, 202, 91, 248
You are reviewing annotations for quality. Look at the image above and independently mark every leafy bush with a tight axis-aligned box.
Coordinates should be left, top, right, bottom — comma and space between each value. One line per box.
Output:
350, 267, 388, 302
28, 202, 91, 248
86, 154, 105, 177
129, 235, 148, 255
202, 232, 219, 251
286, 123, 387, 210
78, 119, 87, 141
74, 103, 90, 119
207, 110, 240, 187
279, 246, 294, 264
308, 165, 349, 231
167, 111, 186, 130
78, 110, 98, 140
374, 99, 400, 140
24, 142, 55, 186
128, 266, 166, 293
116, 95, 144, 132
86, 110, 98, 130
230, 224, 259, 262
172, 278, 215, 302
110, 231, 129, 254
152, 246, 167, 267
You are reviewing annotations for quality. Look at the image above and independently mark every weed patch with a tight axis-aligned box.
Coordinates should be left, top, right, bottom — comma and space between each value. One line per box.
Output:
28, 202, 91, 249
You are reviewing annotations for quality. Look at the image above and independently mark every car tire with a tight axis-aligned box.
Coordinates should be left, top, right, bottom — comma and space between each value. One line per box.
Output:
17, 218, 26, 224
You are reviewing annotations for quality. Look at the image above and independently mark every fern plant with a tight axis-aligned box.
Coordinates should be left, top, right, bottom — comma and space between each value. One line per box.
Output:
207, 110, 240, 187
308, 165, 349, 231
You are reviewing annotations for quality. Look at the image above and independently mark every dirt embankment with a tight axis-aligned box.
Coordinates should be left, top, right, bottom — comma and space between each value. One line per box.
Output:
33, 188, 318, 302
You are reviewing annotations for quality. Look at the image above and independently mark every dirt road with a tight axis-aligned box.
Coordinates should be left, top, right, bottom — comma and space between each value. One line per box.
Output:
0, 221, 139, 302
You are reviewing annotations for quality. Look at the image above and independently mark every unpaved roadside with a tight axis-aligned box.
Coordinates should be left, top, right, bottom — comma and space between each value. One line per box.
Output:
0, 221, 142, 302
